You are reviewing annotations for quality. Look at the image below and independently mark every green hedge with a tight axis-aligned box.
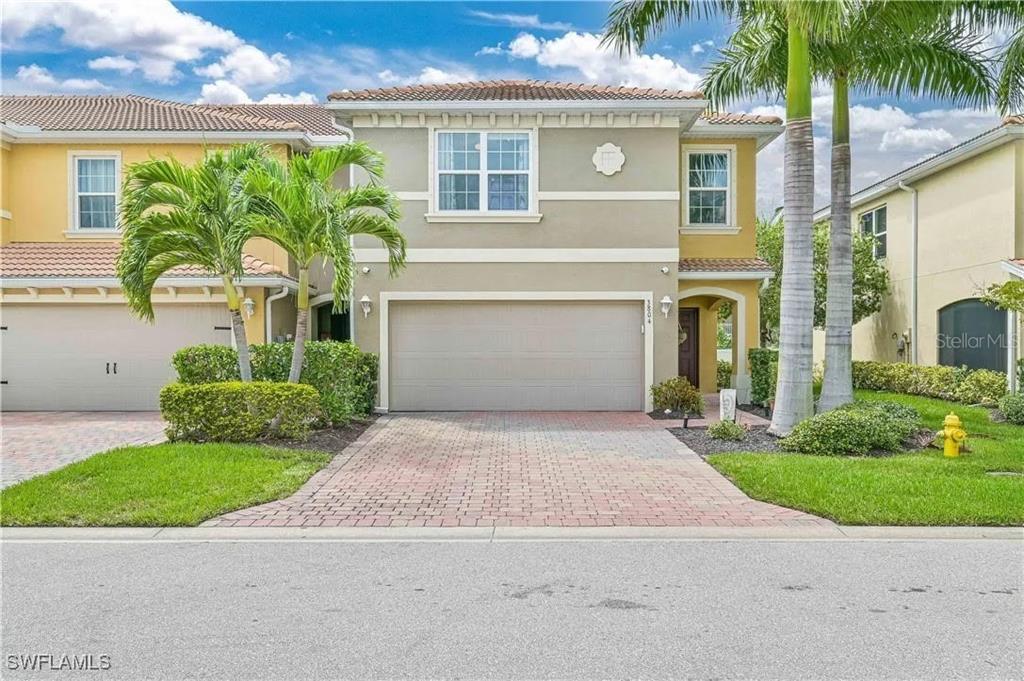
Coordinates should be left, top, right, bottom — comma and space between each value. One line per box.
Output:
851, 361, 1005, 406
748, 348, 778, 405
171, 341, 377, 422
161, 382, 321, 442
717, 360, 732, 390
651, 376, 704, 415
781, 401, 921, 456
999, 393, 1024, 425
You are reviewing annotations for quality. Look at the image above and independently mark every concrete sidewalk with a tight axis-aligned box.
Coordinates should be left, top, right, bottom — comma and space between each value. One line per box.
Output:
3, 525, 1020, 542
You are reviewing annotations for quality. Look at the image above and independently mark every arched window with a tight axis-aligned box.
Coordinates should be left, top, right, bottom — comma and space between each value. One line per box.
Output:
937, 299, 1006, 372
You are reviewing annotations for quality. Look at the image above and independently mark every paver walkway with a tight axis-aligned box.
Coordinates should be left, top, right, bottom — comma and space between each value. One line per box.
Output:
1, 412, 166, 487
208, 412, 828, 528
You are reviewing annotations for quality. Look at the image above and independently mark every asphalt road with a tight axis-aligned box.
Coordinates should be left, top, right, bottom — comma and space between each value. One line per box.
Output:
2, 538, 1021, 680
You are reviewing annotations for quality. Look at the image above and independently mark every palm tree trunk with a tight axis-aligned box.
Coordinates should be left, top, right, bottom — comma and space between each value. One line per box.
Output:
287, 268, 310, 383
223, 276, 252, 382
818, 75, 854, 412
769, 17, 816, 436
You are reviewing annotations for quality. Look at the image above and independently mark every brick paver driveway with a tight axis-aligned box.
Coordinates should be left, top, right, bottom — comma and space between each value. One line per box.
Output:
1, 412, 166, 487
209, 413, 828, 528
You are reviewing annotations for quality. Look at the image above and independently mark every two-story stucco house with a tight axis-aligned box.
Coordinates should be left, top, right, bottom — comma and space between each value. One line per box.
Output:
0, 82, 781, 413
813, 115, 1024, 389
0, 95, 344, 410
319, 81, 781, 411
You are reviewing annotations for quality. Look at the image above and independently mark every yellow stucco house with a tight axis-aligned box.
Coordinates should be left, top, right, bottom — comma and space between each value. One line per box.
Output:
1, 83, 782, 412
813, 115, 1024, 389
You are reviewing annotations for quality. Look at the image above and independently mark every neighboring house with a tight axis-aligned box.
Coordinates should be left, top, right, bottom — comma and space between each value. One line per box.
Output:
0, 95, 347, 410
322, 80, 781, 411
813, 115, 1024, 388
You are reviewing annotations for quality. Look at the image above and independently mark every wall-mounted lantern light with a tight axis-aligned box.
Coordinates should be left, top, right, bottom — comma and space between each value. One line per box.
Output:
242, 297, 256, 319
660, 295, 673, 318
359, 295, 372, 318
361, 266, 371, 275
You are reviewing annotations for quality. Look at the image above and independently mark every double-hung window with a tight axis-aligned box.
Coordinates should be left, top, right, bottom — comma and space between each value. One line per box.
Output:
686, 150, 731, 226
436, 131, 531, 213
71, 153, 120, 231
859, 205, 887, 259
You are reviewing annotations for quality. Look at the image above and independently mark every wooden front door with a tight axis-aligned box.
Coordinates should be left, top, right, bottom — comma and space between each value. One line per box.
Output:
678, 307, 700, 388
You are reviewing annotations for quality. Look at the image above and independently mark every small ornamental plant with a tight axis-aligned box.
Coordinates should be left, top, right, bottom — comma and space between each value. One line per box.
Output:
708, 419, 746, 442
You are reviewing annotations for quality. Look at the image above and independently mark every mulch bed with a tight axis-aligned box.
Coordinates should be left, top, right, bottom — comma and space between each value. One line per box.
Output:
263, 416, 377, 453
669, 425, 781, 457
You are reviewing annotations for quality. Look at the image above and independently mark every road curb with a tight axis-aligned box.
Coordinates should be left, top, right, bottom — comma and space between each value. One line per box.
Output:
1, 525, 1020, 542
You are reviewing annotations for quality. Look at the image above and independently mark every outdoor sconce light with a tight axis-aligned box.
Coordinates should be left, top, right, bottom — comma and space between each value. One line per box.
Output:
361, 266, 371, 274
242, 297, 255, 319
660, 266, 670, 275
359, 295, 372, 318
660, 295, 673, 318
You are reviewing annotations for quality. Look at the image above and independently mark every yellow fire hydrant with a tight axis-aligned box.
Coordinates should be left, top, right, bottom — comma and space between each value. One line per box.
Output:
938, 412, 967, 458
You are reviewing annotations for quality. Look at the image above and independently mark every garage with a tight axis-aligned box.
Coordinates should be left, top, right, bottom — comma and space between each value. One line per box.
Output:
1, 304, 232, 411
386, 300, 645, 411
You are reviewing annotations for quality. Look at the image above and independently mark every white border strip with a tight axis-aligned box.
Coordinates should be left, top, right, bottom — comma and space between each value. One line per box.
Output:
679, 270, 773, 281
378, 291, 655, 413
537, 191, 680, 201
354, 248, 678, 263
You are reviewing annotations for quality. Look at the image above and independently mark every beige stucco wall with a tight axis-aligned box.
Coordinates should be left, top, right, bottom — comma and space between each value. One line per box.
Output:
0, 145, 12, 244
826, 140, 1021, 366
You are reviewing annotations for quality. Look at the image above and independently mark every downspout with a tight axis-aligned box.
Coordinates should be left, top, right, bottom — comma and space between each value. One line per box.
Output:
265, 287, 290, 343
898, 181, 918, 365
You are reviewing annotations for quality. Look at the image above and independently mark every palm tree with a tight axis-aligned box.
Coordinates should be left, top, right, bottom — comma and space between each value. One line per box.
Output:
118, 143, 269, 381
244, 143, 406, 383
702, 3, 993, 413
605, 0, 847, 434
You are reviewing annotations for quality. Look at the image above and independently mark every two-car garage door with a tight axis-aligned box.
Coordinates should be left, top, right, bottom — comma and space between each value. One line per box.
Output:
1, 304, 232, 411
387, 300, 644, 411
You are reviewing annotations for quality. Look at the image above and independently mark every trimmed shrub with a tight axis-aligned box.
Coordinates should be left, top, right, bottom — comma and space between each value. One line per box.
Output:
171, 341, 377, 422
852, 361, 1005, 406
781, 401, 921, 456
651, 377, 704, 415
172, 344, 241, 383
708, 419, 745, 442
748, 348, 778, 405
160, 381, 321, 442
952, 369, 1006, 406
717, 360, 732, 390
998, 393, 1024, 425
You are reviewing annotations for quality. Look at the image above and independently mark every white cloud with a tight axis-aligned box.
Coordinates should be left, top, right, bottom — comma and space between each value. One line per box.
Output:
2, 1, 240, 65
476, 43, 506, 57
466, 10, 573, 32
879, 127, 956, 152
15, 63, 109, 91
195, 45, 291, 87
259, 91, 317, 104
691, 39, 714, 55
849, 104, 914, 136
377, 65, 478, 86
87, 55, 137, 75
194, 79, 251, 104
506, 31, 702, 91
137, 58, 180, 84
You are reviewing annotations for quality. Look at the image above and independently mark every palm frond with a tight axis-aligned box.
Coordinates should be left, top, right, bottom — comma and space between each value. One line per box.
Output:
997, 27, 1024, 113
603, 0, 741, 54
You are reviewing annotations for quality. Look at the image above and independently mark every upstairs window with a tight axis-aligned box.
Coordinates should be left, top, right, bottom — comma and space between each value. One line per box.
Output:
685, 150, 732, 226
859, 205, 887, 259
436, 131, 531, 213
72, 154, 120, 230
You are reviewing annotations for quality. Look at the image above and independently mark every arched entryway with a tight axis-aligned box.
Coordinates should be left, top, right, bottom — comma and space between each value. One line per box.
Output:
309, 293, 352, 343
938, 298, 1007, 372
678, 286, 751, 402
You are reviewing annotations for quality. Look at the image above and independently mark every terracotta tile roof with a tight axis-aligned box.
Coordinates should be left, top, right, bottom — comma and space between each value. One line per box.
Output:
701, 112, 783, 125
204, 104, 343, 136
1004, 114, 1024, 125
0, 95, 304, 132
679, 257, 773, 273
328, 79, 702, 102
0, 242, 285, 279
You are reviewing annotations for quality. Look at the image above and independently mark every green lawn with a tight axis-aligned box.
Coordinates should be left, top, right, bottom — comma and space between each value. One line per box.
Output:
708, 391, 1024, 526
0, 443, 330, 527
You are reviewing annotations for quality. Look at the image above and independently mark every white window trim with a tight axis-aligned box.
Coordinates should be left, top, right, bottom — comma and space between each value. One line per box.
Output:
427, 128, 541, 222
859, 204, 887, 259
67, 151, 122, 234
680, 143, 737, 231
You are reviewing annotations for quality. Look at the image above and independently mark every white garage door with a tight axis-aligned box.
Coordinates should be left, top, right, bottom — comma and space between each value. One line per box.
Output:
388, 301, 644, 411
1, 304, 232, 411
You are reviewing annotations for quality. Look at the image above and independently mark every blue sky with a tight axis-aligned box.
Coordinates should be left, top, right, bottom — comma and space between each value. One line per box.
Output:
1, 1, 1006, 212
